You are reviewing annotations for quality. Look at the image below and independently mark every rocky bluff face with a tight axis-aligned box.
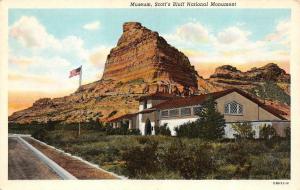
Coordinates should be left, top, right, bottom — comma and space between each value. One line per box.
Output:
210, 63, 290, 83
102, 22, 199, 94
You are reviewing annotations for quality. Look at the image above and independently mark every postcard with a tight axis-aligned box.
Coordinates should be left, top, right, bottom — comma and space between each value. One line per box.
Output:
1, 0, 300, 189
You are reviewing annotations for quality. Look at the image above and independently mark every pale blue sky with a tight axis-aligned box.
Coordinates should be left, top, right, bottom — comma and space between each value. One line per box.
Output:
9, 9, 290, 48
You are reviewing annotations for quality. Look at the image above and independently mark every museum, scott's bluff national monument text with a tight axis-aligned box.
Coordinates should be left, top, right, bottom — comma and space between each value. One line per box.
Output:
130, 1, 237, 7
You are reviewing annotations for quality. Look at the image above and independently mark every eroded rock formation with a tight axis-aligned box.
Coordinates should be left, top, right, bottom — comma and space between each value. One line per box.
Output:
102, 22, 199, 91
210, 63, 290, 83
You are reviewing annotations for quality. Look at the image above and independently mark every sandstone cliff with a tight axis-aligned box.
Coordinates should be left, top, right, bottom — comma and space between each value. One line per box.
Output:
103, 22, 199, 94
205, 63, 290, 119
210, 63, 290, 83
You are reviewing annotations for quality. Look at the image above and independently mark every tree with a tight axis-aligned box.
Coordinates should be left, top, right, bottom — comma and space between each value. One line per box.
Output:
231, 122, 255, 139
260, 124, 276, 140
155, 123, 171, 136
195, 96, 225, 140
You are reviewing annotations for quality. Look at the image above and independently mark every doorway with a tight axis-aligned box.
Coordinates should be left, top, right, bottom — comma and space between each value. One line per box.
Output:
145, 118, 152, 135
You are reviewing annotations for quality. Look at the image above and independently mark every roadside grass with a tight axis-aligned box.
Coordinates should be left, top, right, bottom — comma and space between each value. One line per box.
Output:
8, 127, 290, 179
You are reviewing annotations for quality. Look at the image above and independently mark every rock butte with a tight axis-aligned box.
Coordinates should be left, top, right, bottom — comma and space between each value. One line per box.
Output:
102, 22, 199, 95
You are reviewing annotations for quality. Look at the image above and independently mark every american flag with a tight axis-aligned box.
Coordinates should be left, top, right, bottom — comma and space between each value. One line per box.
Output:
69, 66, 81, 78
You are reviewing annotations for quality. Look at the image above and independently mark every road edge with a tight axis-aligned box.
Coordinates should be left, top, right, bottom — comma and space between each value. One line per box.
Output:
16, 136, 77, 180
28, 136, 126, 179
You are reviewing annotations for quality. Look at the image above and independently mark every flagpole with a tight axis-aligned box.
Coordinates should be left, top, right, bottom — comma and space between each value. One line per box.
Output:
78, 65, 82, 137
79, 65, 82, 88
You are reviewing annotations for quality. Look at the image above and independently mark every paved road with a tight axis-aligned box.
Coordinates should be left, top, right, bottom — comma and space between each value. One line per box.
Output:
8, 137, 60, 180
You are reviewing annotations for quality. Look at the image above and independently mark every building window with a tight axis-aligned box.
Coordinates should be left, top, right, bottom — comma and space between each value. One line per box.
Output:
161, 110, 169, 118
169, 109, 179, 117
181, 107, 191, 116
193, 106, 202, 115
224, 101, 243, 115
143, 100, 147, 109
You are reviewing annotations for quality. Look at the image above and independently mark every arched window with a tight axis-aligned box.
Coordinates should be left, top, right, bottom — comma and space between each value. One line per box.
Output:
224, 101, 243, 115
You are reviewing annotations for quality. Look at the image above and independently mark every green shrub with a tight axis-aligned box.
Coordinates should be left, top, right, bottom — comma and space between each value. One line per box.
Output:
175, 122, 200, 138
219, 142, 249, 166
231, 122, 255, 139
260, 124, 276, 140
272, 140, 290, 153
216, 142, 252, 178
155, 123, 171, 136
285, 126, 290, 140
32, 127, 48, 141
122, 141, 159, 178
163, 140, 215, 179
106, 125, 140, 135
250, 154, 290, 179
136, 136, 152, 144
216, 164, 237, 179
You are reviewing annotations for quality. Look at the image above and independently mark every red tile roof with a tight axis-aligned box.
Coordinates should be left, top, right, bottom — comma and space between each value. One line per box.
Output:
108, 88, 287, 122
138, 92, 179, 101
107, 113, 137, 122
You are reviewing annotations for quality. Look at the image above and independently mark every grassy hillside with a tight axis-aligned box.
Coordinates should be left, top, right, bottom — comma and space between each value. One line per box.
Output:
248, 82, 290, 105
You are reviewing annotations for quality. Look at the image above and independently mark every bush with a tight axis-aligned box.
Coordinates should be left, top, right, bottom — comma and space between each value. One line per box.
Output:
231, 122, 255, 139
122, 141, 159, 178
155, 123, 171, 136
216, 142, 251, 178
32, 127, 48, 141
250, 154, 290, 179
260, 124, 276, 140
106, 125, 140, 136
285, 126, 290, 140
163, 140, 215, 179
175, 122, 200, 138
220, 142, 249, 166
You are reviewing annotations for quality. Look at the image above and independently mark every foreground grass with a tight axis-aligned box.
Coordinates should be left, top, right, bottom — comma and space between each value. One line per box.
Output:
9, 128, 290, 179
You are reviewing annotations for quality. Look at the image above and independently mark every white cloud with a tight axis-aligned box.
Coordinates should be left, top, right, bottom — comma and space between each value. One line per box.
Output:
265, 20, 290, 46
217, 26, 250, 44
9, 16, 89, 62
9, 55, 71, 68
10, 16, 59, 49
9, 16, 113, 92
89, 46, 111, 68
214, 26, 265, 55
165, 21, 290, 69
164, 22, 214, 46
83, 21, 101, 31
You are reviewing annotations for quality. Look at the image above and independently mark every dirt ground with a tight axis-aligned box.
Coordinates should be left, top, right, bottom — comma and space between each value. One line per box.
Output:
24, 137, 119, 179
8, 137, 60, 180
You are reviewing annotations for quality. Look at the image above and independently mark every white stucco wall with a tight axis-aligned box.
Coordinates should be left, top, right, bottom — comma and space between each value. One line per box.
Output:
139, 116, 155, 135
160, 118, 198, 136
160, 119, 274, 138
224, 121, 272, 139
